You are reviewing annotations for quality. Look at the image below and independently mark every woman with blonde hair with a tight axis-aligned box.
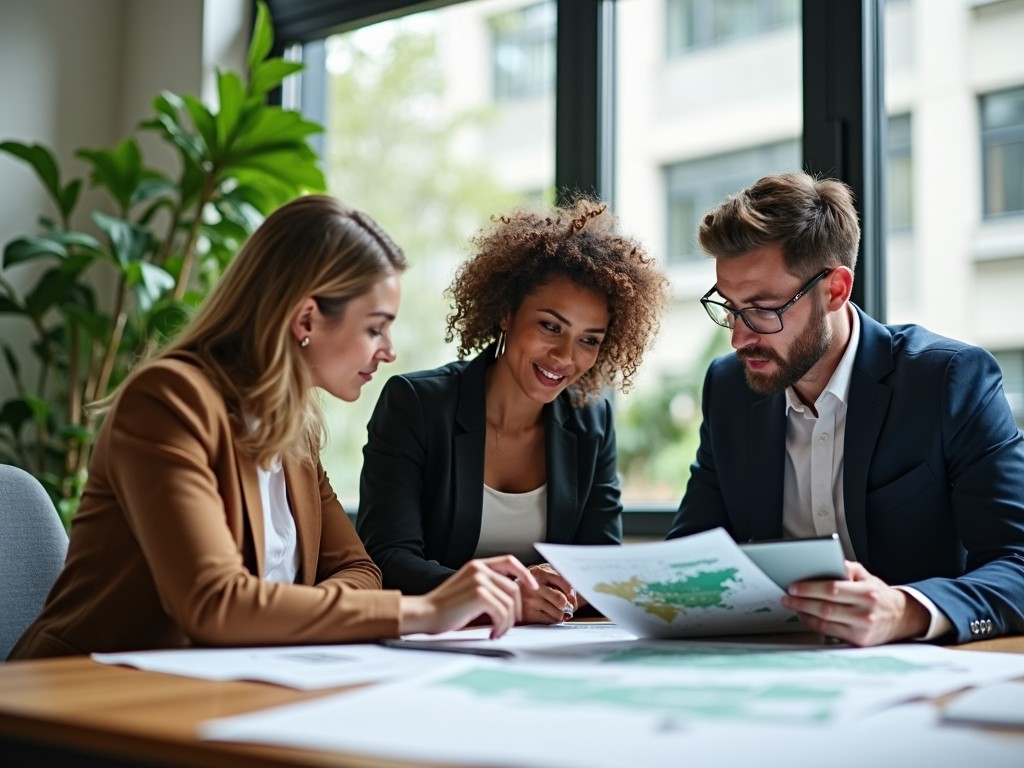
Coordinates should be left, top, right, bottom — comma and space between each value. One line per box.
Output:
10, 195, 535, 660
358, 198, 668, 624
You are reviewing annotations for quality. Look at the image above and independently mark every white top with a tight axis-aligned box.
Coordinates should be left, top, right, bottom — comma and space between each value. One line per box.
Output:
256, 457, 300, 584
781, 304, 950, 640
474, 483, 547, 565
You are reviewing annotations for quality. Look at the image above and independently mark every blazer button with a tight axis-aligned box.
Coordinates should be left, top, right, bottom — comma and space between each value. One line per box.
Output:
970, 621, 979, 635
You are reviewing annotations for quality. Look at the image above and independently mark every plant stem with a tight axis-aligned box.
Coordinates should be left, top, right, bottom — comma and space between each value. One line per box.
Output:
173, 175, 216, 301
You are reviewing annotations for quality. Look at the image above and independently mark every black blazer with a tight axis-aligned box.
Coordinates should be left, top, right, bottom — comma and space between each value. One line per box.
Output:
669, 305, 1024, 643
357, 347, 623, 594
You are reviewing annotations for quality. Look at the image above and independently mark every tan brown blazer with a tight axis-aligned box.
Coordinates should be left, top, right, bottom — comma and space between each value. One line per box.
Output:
10, 357, 401, 660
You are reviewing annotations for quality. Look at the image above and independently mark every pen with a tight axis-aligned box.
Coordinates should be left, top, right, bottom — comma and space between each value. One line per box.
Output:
378, 639, 514, 658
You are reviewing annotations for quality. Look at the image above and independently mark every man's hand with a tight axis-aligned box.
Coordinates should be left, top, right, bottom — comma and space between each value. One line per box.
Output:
781, 560, 931, 646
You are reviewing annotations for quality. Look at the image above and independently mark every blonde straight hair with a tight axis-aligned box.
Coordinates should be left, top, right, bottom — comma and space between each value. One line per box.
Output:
101, 195, 406, 467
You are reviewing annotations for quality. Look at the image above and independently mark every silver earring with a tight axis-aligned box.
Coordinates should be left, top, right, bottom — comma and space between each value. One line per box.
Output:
300, 336, 310, 348
494, 330, 507, 359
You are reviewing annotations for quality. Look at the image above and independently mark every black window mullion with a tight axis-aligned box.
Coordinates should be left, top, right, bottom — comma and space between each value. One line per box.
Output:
802, 0, 886, 321
554, 0, 613, 205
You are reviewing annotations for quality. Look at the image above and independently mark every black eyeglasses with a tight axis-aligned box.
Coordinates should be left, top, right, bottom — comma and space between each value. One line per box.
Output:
700, 268, 833, 334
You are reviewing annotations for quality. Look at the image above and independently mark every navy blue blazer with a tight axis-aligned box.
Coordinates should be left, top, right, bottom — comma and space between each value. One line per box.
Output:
668, 305, 1024, 643
357, 347, 623, 594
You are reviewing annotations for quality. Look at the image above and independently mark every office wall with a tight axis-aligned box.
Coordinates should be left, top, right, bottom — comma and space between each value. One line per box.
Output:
0, 0, 248, 398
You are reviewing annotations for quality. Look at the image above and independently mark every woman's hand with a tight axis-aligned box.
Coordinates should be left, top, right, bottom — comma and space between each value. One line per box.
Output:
398, 555, 538, 639
519, 563, 579, 625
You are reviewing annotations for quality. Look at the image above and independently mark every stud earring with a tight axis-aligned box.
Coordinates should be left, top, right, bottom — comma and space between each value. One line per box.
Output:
494, 330, 507, 359
300, 336, 310, 348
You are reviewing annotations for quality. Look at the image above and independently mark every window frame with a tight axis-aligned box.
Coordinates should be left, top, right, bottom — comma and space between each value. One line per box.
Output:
264, 0, 888, 536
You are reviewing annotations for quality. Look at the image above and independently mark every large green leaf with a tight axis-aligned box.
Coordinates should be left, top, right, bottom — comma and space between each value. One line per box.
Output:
0, 141, 62, 208
230, 150, 326, 190
182, 94, 216, 157
24, 266, 82, 316
76, 139, 145, 213
142, 93, 206, 167
133, 261, 176, 313
228, 108, 324, 157
247, 0, 274, 73
249, 59, 304, 97
146, 298, 193, 341
94, 212, 153, 269
3, 231, 104, 269
216, 71, 246, 149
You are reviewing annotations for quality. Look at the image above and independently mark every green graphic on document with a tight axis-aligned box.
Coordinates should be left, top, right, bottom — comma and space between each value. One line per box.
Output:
433, 667, 841, 724
593, 560, 740, 622
600, 646, 930, 674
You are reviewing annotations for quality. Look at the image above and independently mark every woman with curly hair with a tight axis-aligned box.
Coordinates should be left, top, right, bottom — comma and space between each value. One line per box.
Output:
357, 198, 668, 625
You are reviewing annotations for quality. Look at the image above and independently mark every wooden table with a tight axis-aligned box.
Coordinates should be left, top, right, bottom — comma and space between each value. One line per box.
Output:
1, 636, 1022, 767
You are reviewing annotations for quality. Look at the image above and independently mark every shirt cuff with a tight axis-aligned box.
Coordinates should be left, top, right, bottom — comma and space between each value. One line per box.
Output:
896, 586, 952, 641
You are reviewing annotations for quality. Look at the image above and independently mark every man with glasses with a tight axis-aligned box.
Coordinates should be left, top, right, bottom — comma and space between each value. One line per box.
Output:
668, 171, 1024, 646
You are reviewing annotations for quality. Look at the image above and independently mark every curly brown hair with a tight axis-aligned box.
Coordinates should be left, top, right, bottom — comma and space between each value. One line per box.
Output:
445, 198, 668, 404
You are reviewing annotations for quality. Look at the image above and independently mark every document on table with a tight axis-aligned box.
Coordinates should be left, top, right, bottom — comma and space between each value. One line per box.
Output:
386, 621, 637, 658
536, 527, 827, 639
200, 643, 1024, 768
942, 681, 1024, 727
91, 643, 453, 690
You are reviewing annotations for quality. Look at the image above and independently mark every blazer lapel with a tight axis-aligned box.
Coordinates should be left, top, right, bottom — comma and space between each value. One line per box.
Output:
284, 459, 320, 585
238, 453, 265, 578
447, 350, 490, 565
843, 307, 895, 569
544, 397, 578, 543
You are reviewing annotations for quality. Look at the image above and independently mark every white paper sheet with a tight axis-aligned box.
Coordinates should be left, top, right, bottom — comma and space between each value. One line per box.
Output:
200, 645, 1024, 768
942, 680, 1024, 727
91, 643, 457, 690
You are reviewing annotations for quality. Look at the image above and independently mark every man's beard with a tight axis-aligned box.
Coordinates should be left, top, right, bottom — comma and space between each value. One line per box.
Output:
738, 298, 831, 396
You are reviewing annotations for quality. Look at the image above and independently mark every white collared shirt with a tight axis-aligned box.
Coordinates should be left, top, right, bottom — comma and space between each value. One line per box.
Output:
256, 456, 300, 584
781, 304, 950, 640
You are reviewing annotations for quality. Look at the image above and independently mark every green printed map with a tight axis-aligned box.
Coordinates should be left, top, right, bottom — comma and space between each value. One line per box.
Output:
598, 646, 931, 674
593, 560, 741, 622
433, 667, 842, 725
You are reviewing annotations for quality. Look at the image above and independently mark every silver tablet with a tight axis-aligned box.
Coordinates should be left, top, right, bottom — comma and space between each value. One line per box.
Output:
739, 534, 847, 589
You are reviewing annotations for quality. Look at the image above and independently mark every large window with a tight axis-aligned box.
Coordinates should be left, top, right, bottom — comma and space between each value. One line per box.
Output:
981, 86, 1024, 218
311, 1, 555, 500
271, 0, 1024, 533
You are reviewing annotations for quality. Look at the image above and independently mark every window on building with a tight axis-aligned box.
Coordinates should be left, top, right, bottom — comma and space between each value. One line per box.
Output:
664, 141, 800, 265
489, 1, 555, 101
886, 113, 913, 231
981, 86, 1024, 218
666, 0, 799, 55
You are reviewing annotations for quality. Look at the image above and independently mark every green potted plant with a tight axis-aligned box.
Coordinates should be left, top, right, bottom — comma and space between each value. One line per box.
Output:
0, 1, 325, 525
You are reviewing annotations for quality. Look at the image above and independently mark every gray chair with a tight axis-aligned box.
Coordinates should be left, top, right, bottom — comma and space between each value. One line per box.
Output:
0, 464, 68, 660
